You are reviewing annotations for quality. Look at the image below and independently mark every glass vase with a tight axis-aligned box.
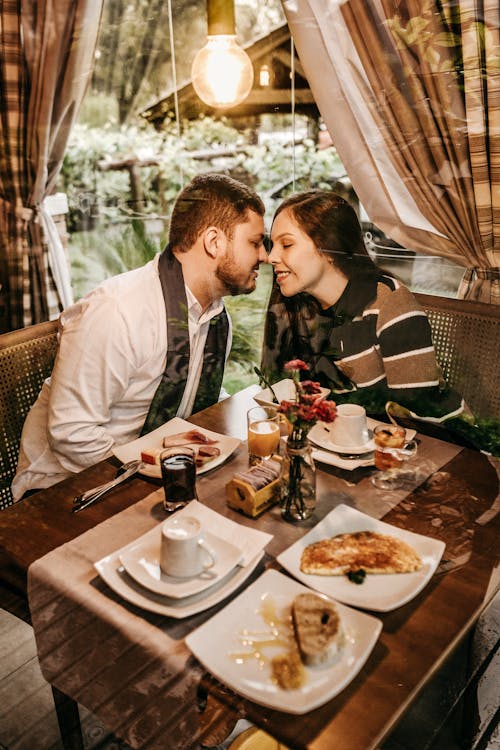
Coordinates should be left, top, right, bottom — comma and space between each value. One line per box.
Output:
280, 440, 316, 521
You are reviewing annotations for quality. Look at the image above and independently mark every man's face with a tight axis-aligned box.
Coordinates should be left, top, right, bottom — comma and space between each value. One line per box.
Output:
216, 210, 267, 296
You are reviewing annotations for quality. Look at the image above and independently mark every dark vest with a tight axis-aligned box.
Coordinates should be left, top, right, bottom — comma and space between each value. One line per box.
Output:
141, 248, 229, 435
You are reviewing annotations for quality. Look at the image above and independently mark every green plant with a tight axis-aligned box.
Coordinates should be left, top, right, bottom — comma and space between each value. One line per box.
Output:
68, 220, 162, 300
222, 264, 273, 393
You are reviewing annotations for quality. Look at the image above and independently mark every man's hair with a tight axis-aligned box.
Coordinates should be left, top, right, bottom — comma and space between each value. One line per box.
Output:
169, 173, 265, 252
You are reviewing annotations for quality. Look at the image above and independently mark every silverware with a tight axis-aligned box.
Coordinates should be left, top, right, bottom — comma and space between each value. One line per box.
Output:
333, 450, 374, 460
253, 366, 279, 404
72, 459, 144, 513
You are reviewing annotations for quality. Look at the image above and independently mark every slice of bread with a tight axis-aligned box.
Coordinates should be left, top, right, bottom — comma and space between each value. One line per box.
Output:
291, 592, 342, 666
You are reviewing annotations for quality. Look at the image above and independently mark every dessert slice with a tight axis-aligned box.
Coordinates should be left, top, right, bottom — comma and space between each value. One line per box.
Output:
291, 592, 342, 666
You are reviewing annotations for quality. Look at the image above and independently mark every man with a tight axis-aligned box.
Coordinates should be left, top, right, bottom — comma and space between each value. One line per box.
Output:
12, 173, 267, 499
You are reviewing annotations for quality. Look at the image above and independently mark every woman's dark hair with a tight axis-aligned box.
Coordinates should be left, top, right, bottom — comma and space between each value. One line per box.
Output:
274, 190, 378, 278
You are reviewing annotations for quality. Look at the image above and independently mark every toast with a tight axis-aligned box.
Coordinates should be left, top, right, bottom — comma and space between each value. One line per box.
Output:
291, 592, 342, 666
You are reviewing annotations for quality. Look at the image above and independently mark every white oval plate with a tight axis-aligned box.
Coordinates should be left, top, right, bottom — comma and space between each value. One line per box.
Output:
112, 417, 241, 479
119, 528, 242, 599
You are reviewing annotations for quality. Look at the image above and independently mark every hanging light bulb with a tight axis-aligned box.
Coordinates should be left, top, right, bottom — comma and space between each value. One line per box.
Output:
191, 0, 254, 108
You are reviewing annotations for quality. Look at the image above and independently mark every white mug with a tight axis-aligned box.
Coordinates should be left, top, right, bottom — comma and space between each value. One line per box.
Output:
160, 516, 217, 578
328, 404, 369, 448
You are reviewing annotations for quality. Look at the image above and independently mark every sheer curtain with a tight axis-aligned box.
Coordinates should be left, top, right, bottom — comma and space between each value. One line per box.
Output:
282, 0, 499, 303
0, 0, 104, 332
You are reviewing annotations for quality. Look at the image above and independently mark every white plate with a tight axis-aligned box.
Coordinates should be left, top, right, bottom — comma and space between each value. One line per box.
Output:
186, 569, 382, 714
277, 504, 445, 612
119, 528, 242, 599
310, 448, 374, 471
113, 417, 241, 479
95, 547, 264, 619
254, 378, 330, 409
308, 419, 416, 457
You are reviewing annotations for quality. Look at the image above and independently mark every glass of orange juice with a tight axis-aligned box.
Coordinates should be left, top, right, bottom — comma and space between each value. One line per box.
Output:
247, 406, 281, 465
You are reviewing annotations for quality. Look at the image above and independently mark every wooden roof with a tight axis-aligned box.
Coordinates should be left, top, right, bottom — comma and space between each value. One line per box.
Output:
141, 24, 319, 127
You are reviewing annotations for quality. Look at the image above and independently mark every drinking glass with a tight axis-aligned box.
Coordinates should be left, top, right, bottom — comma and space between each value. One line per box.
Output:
371, 424, 418, 489
160, 447, 198, 512
247, 405, 281, 465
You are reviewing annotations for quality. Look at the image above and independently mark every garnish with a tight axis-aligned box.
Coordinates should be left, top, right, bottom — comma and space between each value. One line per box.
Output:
346, 569, 366, 584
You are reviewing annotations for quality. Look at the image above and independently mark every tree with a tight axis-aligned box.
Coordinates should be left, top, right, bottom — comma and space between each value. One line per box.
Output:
89, 0, 284, 124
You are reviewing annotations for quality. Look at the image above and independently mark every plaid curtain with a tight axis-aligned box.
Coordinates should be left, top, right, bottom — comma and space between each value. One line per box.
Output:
283, 0, 500, 303
0, 0, 104, 332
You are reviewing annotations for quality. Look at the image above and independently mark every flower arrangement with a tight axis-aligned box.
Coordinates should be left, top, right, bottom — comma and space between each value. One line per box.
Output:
278, 359, 337, 446
278, 360, 337, 522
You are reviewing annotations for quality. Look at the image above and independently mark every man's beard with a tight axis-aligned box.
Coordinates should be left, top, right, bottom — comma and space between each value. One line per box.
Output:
216, 252, 256, 296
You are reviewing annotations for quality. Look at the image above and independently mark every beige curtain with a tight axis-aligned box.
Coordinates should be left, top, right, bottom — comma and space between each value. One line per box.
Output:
0, 0, 104, 332
282, 0, 500, 303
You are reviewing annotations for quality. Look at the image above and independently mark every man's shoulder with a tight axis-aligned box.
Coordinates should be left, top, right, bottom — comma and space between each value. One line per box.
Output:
62, 257, 163, 329
100, 255, 160, 295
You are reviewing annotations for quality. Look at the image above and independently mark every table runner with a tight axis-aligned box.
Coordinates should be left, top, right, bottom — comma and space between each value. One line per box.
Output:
28, 434, 463, 750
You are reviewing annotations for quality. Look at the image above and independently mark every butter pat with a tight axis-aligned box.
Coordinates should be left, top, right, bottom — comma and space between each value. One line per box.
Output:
226, 456, 282, 517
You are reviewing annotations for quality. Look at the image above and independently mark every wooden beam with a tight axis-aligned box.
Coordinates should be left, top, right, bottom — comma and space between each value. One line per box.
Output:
243, 89, 315, 105
272, 48, 306, 80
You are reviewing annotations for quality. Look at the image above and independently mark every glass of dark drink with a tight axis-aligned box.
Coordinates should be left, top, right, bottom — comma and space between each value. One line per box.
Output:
160, 447, 198, 512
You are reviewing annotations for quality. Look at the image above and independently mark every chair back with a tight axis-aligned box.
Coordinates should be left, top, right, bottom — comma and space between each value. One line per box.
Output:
0, 320, 59, 509
415, 293, 500, 419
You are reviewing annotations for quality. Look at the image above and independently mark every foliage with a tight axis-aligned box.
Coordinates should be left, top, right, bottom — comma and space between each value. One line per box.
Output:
90, 0, 285, 124
68, 220, 161, 299
59, 118, 345, 233
60, 122, 166, 230
222, 264, 273, 393
445, 416, 500, 458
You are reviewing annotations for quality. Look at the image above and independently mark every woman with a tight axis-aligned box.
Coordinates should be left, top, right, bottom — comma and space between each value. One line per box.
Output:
261, 190, 464, 421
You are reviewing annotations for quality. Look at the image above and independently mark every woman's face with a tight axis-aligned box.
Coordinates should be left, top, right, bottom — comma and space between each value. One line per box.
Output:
268, 208, 331, 298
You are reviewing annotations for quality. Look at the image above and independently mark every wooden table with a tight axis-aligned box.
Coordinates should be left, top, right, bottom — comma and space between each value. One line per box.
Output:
1, 386, 498, 750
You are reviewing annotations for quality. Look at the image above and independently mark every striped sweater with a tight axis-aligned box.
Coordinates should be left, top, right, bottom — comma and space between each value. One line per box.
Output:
261, 274, 464, 421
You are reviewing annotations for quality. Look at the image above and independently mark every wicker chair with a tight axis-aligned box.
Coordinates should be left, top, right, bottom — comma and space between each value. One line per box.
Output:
0, 319, 59, 509
415, 293, 500, 419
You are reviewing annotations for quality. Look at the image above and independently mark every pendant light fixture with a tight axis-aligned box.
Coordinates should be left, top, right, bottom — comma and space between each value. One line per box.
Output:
191, 0, 254, 108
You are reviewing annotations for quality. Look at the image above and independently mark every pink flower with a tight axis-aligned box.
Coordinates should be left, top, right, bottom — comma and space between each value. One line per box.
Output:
278, 360, 337, 444
312, 399, 337, 423
300, 393, 322, 406
284, 359, 309, 372
300, 380, 322, 394
278, 400, 297, 415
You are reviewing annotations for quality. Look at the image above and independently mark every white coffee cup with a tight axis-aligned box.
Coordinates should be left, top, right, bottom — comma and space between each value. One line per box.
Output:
160, 516, 217, 578
328, 404, 369, 448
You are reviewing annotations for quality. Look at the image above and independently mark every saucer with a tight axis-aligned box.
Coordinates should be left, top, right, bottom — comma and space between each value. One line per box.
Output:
309, 422, 374, 455
119, 528, 243, 599
95, 550, 264, 619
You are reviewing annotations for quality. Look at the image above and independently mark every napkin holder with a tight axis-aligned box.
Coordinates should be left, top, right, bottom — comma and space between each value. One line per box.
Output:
226, 456, 282, 518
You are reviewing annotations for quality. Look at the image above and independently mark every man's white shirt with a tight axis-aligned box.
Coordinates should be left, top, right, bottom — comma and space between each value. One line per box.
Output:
11, 255, 231, 500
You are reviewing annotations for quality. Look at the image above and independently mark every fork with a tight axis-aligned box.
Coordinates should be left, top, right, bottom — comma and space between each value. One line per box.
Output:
72, 459, 144, 513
